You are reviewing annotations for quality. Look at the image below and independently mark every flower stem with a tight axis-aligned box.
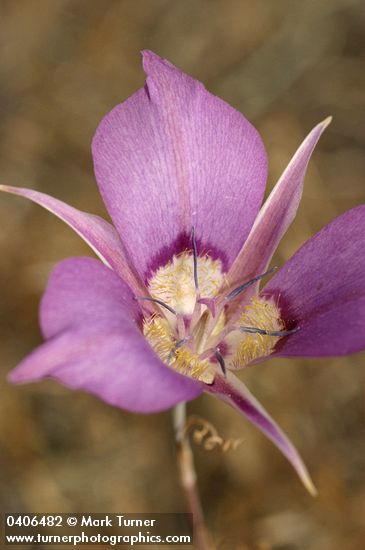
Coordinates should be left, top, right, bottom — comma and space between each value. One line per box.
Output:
173, 403, 215, 550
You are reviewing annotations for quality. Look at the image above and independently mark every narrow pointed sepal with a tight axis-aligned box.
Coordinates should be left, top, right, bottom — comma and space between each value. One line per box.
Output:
206, 372, 317, 496
227, 118, 331, 303
0, 184, 144, 295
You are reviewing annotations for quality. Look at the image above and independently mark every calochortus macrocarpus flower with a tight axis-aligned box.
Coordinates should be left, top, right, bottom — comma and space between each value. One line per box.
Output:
2, 51, 365, 495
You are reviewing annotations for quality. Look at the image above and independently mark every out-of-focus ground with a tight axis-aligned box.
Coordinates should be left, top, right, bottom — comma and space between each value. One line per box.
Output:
0, 1, 365, 549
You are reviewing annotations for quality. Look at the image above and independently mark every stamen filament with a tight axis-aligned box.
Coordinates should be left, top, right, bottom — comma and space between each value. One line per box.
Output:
190, 301, 202, 338
176, 314, 186, 340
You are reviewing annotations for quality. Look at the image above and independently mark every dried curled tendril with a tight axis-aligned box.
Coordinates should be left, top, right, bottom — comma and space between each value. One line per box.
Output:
182, 415, 243, 452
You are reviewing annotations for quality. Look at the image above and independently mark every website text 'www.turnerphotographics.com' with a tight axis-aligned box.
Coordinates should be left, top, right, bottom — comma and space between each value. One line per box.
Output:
3, 513, 193, 546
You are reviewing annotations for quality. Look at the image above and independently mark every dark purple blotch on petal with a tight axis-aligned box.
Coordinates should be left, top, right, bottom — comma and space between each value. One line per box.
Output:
145, 230, 229, 282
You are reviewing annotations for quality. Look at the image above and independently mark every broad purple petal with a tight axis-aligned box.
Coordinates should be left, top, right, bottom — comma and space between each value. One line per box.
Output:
207, 372, 316, 494
9, 257, 202, 412
0, 184, 145, 296
264, 205, 365, 357
227, 118, 331, 302
92, 50, 267, 279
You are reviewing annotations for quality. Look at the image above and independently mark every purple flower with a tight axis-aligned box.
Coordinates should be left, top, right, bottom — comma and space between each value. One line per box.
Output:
2, 51, 365, 495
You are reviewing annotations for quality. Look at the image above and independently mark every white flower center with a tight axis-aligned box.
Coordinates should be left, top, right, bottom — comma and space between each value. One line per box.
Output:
143, 252, 286, 384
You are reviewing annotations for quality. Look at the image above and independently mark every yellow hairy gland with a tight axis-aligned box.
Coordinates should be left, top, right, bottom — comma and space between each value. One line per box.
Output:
148, 251, 223, 316
230, 296, 284, 368
143, 316, 214, 383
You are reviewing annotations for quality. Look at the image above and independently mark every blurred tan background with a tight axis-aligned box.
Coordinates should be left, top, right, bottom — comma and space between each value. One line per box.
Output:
1, 1, 365, 549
